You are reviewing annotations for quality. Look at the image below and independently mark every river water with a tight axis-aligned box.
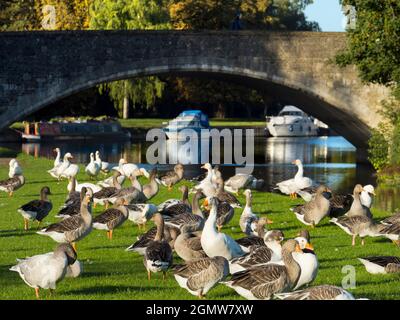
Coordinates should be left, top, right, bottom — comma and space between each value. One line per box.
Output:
1, 135, 398, 213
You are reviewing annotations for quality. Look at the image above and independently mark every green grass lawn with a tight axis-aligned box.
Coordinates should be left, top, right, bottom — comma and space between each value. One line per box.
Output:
0, 154, 399, 300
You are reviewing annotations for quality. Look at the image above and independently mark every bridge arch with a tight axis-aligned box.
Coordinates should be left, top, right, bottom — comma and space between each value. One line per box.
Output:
0, 31, 389, 151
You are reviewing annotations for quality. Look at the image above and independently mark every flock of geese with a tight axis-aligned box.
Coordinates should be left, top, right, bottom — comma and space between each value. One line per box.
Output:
2, 151, 400, 300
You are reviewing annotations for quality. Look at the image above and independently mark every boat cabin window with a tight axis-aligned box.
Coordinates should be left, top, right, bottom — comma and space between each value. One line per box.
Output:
279, 111, 303, 116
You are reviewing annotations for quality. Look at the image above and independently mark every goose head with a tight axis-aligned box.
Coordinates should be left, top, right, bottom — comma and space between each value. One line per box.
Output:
174, 163, 184, 172
201, 163, 212, 171
291, 159, 302, 166
64, 153, 73, 161
53, 148, 60, 154
40, 186, 52, 198
119, 158, 128, 166
264, 230, 284, 244
95, 151, 101, 160
353, 184, 364, 195
363, 184, 376, 196
243, 189, 252, 198
316, 185, 332, 199
82, 187, 93, 205
9, 159, 17, 167
295, 229, 314, 250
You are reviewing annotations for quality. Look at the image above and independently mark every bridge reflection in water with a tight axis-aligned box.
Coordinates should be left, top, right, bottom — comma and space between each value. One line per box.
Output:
15, 135, 397, 213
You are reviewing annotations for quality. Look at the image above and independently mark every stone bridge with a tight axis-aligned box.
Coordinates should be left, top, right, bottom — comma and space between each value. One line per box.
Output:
0, 31, 389, 151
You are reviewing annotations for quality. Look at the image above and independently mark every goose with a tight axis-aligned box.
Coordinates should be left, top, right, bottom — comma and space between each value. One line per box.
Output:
330, 215, 383, 246
203, 198, 234, 232
37, 188, 93, 251
67, 176, 102, 194
54, 153, 78, 180
345, 184, 372, 218
107, 174, 146, 204
381, 211, 400, 226
240, 189, 273, 235
360, 184, 375, 208
114, 158, 146, 178
174, 225, 207, 262
18, 186, 52, 230
97, 173, 126, 188
55, 185, 85, 219
141, 169, 159, 200
290, 185, 332, 227
61, 161, 80, 179
8, 158, 23, 178
10, 243, 77, 299
200, 197, 245, 260
224, 173, 264, 194
126, 203, 158, 230
358, 256, 400, 274
93, 198, 129, 239
158, 185, 191, 213
373, 222, 400, 246
160, 164, 184, 190
0, 174, 25, 197
95, 151, 113, 173
192, 163, 217, 198
93, 171, 123, 208
47, 148, 62, 179
173, 256, 229, 299
236, 220, 271, 252
229, 230, 284, 273
143, 213, 173, 280
293, 229, 318, 290
274, 285, 356, 300
275, 159, 312, 199
223, 239, 302, 300
85, 152, 100, 179
126, 224, 180, 255
213, 177, 241, 208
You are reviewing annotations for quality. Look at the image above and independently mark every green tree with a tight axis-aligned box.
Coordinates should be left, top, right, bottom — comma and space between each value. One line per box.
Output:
90, 0, 170, 118
336, 0, 400, 170
0, 0, 38, 31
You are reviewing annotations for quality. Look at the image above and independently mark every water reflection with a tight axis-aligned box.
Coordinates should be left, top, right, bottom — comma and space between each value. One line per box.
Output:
2, 136, 399, 211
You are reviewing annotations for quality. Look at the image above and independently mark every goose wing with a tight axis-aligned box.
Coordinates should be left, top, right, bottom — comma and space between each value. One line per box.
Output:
145, 241, 173, 264
227, 264, 287, 299
0, 176, 21, 189
236, 236, 265, 248
43, 215, 84, 233
230, 245, 273, 268
275, 285, 353, 300
94, 187, 117, 199
93, 208, 126, 229
360, 256, 400, 267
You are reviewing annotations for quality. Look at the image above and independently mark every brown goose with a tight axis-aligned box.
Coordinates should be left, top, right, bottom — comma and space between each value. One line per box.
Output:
164, 190, 205, 231
18, 187, 52, 230
37, 188, 93, 251
174, 225, 207, 262
173, 256, 229, 299
223, 239, 302, 300
126, 224, 180, 255
374, 222, 400, 246
159, 186, 192, 218
290, 185, 332, 227
93, 171, 122, 208
213, 177, 241, 208
358, 256, 400, 274
141, 169, 159, 200
229, 230, 284, 273
236, 219, 270, 251
108, 174, 146, 204
345, 184, 372, 218
157, 185, 190, 212
56, 185, 86, 219
203, 197, 235, 232
381, 211, 400, 226
160, 164, 184, 191
274, 285, 356, 300
0, 174, 25, 197
143, 213, 173, 280
330, 215, 383, 246
92, 198, 129, 239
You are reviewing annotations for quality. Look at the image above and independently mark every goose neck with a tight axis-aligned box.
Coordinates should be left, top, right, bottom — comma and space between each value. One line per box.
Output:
282, 250, 301, 286
294, 163, 303, 180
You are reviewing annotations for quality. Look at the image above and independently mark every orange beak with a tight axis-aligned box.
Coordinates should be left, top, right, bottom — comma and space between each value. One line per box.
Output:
203, 198, 209, 207
305, 243, 314, 250
295, 244, 303, 253
266, 218, 273, 224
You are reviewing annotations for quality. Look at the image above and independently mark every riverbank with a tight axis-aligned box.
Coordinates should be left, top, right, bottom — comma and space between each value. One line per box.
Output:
0, 155, 398, 300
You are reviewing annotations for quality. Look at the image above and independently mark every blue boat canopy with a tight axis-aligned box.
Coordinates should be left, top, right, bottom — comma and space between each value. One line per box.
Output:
178, 110, 209, 127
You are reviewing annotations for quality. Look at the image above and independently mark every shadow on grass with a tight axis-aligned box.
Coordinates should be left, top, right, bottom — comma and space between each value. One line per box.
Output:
64, 285, 164, 296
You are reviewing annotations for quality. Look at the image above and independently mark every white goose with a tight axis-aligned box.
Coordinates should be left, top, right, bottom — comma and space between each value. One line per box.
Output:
47, 149, 62, 179
360, 184, 375, 208
95, 151, 113, 173
9, 159, 23, 178
276, 159, 312, 199
55, 153, 79, 180
192, 163, 217, 198
200, 197, 245, 260
85, 152, 100, 179
67, 177, 102, 194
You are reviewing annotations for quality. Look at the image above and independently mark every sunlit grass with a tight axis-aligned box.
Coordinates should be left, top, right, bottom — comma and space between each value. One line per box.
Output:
0, 154, 399, 300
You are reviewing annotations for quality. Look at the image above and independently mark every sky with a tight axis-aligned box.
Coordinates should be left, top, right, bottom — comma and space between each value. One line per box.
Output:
304, 0, 346, 32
